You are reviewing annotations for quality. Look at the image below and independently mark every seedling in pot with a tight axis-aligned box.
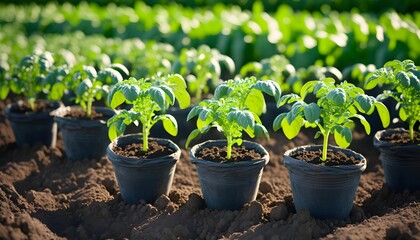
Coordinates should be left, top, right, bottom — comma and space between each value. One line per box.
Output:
364, 59, 420, 142
107, 74, 190, 151
186, 77, 281, 160
4, 50, 55, 111
274, 78, 390, 161
63, 64, 128, 118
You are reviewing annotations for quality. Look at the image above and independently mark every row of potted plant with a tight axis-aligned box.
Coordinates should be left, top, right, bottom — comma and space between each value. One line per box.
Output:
105, 59, 418, 220
2, 52, 418, 219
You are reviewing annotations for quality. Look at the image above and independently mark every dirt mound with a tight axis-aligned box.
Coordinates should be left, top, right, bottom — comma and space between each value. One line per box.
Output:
0, 100, 419, 239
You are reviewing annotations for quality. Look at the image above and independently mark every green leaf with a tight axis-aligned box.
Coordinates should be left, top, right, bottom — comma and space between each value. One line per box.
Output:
172, 86, 190, 109
109, 63, 129, 77
159, 114, 178, 136
355, 94, 374, 113
159, 85, 175, 105
396, 71, 410, 87
245, 88, 265, 115
75, 79, 92, 97
50, 82, 66, 100
281, 114, 303, 139
326, 88, 346, 106
0, 84, 9, 100
300, 80, 317, 99
303, 103, 320, 123
277, 93, 300, 107
273, 113, 286, 131
187, 106, 203, 121
227, 110, 254, 129
252, 80, 281, 102
149, 87, 166, 110
214, 84, 231, 99
333, 126, 352, 148
108, 122, 118, 141
167, 74, 187, 88
364, 75, 380, 90
374, 102, 390, 127
83, 66, 97, 80
352, 114, 371, 134
98, 68, 123, 84
254, 123, 269, 139
110, 89, 125, 109
186, 129, 201, 148
122, 85, 140, 102
399, 107, 408, 121
197, 116, 213, 130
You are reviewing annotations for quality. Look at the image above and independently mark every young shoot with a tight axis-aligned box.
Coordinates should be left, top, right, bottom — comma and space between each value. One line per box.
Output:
9, 50, 55, 111
273, 78, 390, 161
186, 77, 281, 160
186, 98, 269, 160
72, 64, 128, 118
107, 74, 190, 152
364, 59, 420, 142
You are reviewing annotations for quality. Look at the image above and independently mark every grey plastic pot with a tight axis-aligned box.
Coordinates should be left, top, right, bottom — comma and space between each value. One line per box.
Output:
5, 100, 61, 147
373, 128, 420, 192
190, 140, 269, 210
107, 134, 180, 204
55, 106, 115, 161
284, 145, 366, 220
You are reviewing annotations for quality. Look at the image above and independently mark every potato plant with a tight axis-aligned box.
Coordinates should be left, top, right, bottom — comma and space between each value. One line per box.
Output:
186, 77, 281, 160
274, 78, 390, 161
364, 59, 420, 142
4, 50, 55, 111
53, 64, 128, 118
107, 74, 190, 151
173, 45, 235, 103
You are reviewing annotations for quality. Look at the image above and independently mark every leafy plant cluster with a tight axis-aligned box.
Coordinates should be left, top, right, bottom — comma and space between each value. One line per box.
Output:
186, 77, 281, 160
107, 74, 190, 151
274, 78, 390, 161
0, 2, 418, 69
365, 59, 420, 141
0, 48, 129, 118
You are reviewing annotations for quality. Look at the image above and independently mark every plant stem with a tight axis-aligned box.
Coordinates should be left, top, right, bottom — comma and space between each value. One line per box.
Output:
28, 98, 36, 112
322, 130, 330, 161
142, 121, 149, 152
226, 136, 232, 160
86, 99, 92, 119
409, 119, 414, 142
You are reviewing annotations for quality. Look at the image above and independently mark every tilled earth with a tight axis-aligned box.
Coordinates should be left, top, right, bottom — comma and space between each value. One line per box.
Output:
0, 100, 419, 240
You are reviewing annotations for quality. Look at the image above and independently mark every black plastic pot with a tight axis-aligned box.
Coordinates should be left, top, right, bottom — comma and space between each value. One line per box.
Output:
284, 145, 366, 220
373, 128, 420, 192
55, 106, 115, 161
107, 134, 180, 204
190, 140, 269, 210
5, 100, 61, 147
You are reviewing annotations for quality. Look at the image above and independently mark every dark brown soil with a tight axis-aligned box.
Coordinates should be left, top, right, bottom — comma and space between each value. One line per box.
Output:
381, 131, 420, 145
290, 148, 361, 166
0, 100, 419, 240
113, 141, 175, 159
63, 108, 105, 120
196, 145, 262, 163
9, 100, 57, 114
